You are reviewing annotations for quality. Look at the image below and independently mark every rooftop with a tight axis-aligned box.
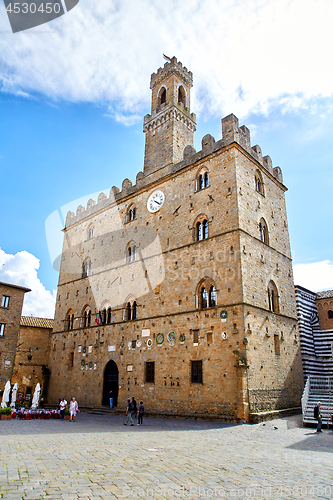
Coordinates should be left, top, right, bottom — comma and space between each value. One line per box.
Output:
316, 290, 333, 300
20, 316, 54, 329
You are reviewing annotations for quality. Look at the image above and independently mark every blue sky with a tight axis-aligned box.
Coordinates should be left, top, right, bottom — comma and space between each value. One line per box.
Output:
0, 0, 333, 316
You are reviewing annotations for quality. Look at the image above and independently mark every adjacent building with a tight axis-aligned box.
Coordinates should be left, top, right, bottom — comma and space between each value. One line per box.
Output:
0, 281, 31, 390
11, 316, 54, 401
48, 57, 304, 421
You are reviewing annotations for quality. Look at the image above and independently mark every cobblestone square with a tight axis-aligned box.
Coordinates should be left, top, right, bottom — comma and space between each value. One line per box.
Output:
0, 413, 332, 499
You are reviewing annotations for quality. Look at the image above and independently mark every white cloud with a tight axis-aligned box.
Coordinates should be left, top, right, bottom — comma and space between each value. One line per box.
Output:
293, 260, 333, 293
0, 248, 56, 318
0, 0, 333, 120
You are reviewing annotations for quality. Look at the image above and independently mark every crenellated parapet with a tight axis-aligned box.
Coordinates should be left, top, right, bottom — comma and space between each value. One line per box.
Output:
65, 113, 283, 229
150, 56, 193, 90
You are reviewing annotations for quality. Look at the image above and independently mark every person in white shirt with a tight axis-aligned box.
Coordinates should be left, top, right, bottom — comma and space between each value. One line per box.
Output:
59, 398, 67, 421
69, 397, 79, 422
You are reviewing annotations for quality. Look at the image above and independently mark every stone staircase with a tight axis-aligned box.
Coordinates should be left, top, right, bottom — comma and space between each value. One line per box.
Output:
302, 376, 333, 426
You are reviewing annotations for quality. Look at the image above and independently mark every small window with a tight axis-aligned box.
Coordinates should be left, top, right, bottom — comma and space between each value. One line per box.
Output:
192, 329, 199, 345
197, 171, 209, 191
132, 301, 137, 320
274, 335, 280, 356
82, 259, 91, 278
127, 244, 136, 263
196, 219, 208, 241
191, 360, 202, 383
146, 361, 155, 383
88, 227, 94, 239
201, 288, 208, 309
255, 170, 264, 196
198, 281, 217, 309
328, 310, 333, 319
127, 206, 136, 222
1, 296, 9, 308
178, 85, 186, 105
102, 308, 106, 324
107, 307, 112, 324
259, 218, 269, 245
160, 88, 166, 105
83, 308, 91, 328
268, 281, 279, 313
66, 311, 74, 331
0, 323, 5, 336
209, 286, 216, 307
69, 352, 74, 368
204, 172, 209, 188
125, 302, 131, 321
125, 301, 137, 321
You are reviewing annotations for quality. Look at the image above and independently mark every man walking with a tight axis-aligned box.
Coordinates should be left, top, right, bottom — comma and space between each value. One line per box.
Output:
59, 398, 67, 421
109, 390, 113, 409
124, 398, 134, 426
314, 402, 322, 432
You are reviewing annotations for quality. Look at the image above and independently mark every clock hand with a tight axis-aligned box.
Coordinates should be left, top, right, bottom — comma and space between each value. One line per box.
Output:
154, 200, 162, 205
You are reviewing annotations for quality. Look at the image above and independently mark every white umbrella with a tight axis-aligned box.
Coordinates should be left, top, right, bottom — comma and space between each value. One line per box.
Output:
1, 380, 11, 408
10, 383, 18, 407
31, 383, 41, 409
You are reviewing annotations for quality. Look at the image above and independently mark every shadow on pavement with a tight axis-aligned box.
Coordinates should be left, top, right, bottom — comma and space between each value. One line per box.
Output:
0, 412, 239, 436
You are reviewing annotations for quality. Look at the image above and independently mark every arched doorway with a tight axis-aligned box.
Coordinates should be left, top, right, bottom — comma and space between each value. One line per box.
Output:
102, 360, 119, 407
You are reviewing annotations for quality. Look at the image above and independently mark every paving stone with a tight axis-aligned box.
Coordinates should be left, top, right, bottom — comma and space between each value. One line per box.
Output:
0, 413, 332, 500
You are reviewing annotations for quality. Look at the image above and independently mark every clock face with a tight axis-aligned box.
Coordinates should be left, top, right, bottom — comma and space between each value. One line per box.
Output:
147, 190, 165, 213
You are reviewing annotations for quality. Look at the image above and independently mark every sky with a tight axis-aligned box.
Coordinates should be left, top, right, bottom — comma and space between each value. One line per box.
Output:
0, 0, 333, 317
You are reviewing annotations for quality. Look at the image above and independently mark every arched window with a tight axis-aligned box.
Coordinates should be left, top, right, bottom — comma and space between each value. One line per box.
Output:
209, 286, 216, 307
125, 302, 131, 321
126, 243, 136, 263
259, 218, 269, 245
195, 218, 209, 241
87, 225, 94, 240
204, 172, 209, 188
197, 169, 209, 191
107, 307, 112, 324
65, 310, 74, 331
125, 300, 137, 321
126, 205, 136, 222
102, 308, 106, 324
255, 170, 264, 196
328, 310, 333, 319
268, 281, 279, 313
201, 288, 208, 309
203, 220, 208, 239
83, 306, 91, 328
197, 279, 217, 309
178, 85, 186, 105
159, 87, 166, 105
82, 259, 91, 278
132, 301, 137, 320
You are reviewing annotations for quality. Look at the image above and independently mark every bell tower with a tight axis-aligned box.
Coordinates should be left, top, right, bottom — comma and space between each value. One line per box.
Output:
143, 57, 197, 176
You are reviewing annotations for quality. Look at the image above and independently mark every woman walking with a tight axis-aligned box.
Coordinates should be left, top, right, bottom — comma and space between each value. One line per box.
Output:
69, 397, 79, 422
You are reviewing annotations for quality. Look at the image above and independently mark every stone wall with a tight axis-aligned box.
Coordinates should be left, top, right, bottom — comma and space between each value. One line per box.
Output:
0, 282, 30, 388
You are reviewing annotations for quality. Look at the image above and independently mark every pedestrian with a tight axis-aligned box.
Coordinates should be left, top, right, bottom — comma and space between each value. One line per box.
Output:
59, 398, 67, 421
132, 397, 137, 419
109, 390, 113, 409
314, 401, 322, 432
138, 401, 144, 425
69, 397, 79, 422
124, 398, 134, 426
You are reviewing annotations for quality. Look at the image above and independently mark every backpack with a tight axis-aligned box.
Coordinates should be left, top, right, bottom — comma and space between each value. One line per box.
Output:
314, 406, 319, 419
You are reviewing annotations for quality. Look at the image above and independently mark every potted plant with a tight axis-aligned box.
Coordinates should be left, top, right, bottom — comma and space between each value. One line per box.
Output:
0, 407, 12, 420
64, 408, 70, 420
